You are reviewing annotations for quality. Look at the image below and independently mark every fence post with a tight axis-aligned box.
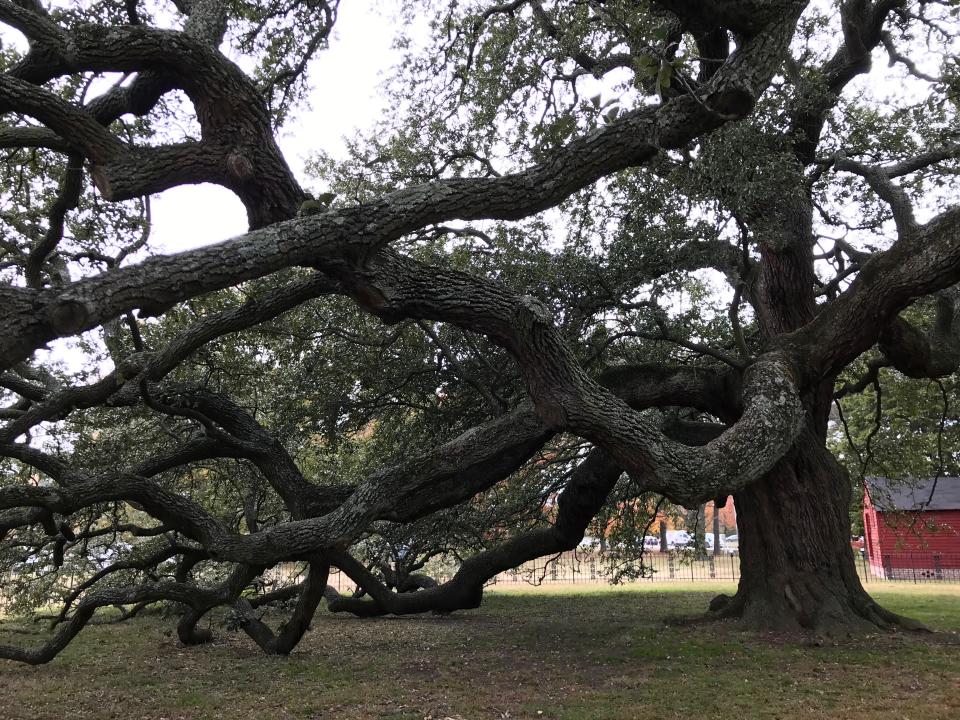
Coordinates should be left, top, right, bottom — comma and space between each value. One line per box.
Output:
709, 556, 716, 579
934, 554, 943, 581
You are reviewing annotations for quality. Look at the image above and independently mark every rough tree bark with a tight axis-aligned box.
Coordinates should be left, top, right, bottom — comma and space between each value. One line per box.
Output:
717, 417, 925, 633
703, 0, 951, 634
715, 208, 915, 633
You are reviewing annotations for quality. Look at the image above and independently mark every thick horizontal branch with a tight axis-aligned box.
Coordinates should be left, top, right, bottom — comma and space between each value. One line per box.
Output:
328, 250, 803, 506
598, 363, 741, 422
329, 417, 731, 618
0, 407, 549, 564
0, 372, 46, 402
0, 354, 737, 566
0, 9, 802, 369
0, 75, 124, 161
0, 125, 70, 151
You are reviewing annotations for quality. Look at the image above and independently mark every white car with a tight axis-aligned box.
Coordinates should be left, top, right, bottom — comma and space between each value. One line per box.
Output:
704, 533, 725, 551
723, 534, 739, 554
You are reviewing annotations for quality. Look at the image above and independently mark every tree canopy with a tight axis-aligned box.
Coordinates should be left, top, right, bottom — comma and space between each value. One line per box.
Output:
0, 0, 958, 663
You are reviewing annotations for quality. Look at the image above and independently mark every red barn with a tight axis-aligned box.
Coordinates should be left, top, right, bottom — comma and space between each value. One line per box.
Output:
863, 477, 960, 580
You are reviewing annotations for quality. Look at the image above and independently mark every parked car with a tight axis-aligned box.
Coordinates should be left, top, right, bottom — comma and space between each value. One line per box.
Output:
666, 530, 692, 549
722, 534, 739, 554
703, 533, 726, 551
643, 535, 662, 550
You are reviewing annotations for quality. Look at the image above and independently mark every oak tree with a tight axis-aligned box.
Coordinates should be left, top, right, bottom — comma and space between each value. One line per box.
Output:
0, 0, 958, 664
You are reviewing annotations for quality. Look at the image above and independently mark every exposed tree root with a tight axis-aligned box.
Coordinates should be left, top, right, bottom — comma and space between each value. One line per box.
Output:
709, 574, 930, 636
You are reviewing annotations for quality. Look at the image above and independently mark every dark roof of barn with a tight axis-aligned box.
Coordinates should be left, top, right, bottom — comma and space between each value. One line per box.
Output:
866, 476, 960, 511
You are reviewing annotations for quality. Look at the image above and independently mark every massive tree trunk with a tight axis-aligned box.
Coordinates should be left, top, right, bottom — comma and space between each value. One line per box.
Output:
713, 395, 925, 634
715, 192, 931, 633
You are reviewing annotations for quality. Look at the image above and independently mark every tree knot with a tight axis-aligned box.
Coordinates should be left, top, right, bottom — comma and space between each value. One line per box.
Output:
706, 82, 756, 120
518, 294, 552, 323
226, 149, 255, 182
47, 299, 91, 335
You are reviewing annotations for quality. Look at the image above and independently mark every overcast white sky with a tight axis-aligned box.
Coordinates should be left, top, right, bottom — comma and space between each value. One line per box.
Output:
151, 0, 402, 254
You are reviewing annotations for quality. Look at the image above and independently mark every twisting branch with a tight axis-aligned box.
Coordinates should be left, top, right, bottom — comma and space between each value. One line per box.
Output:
832, 154, 918, 235
0, 6, 804, 370
879, 30, 940, 83
325, 448, 623, 617
230, 557, 330, 655
328, 249, 803, 506
0, 0, 879, 661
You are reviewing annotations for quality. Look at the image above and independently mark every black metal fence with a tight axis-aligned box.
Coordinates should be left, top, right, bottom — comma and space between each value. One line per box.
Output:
4, 551, 956, 613
434, 549, 960, 586
480, 550, 742, 585
861, 551, 960, 582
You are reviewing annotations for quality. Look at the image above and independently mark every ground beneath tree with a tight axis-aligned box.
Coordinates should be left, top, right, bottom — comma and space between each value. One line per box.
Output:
1, 583, 958, 720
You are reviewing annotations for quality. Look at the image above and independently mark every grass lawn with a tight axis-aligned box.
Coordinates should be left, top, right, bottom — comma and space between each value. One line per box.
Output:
1, 582, 958, 720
